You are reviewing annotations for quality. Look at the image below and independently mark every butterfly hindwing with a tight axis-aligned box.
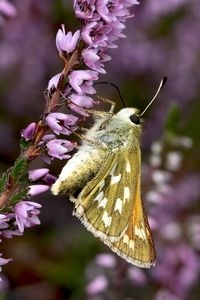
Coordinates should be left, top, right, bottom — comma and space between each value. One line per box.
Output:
105, 174, 156, 268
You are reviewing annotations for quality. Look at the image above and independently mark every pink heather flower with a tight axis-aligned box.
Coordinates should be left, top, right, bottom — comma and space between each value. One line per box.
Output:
74, 0, 99, 21
107, 21, 126, 47
14, 201, 41, 233
68, 102, 90, 116
0, 214, 9, 230
82, 21, 110, 48
0, 0, 17, 18
28, 168, 49, 182
28, 167, 56, 186
96, 0, 128, 23
41, 134, 55, 142
46, 139, 75, 159
69, 70, 98, 95
56, 25, 80, 53
86, 275, 108, 295
47, 72, 62, 89
100, 51, 112, 62
45, 112, 78, 135
21, 122, 36, 141
42, 173, 57, 185
122, 0, 140, 7
1, 228, 23, 239
69, 93, 94, 108
0, 254, 12, 269
82, 48, 111, 73
0, 214, 9, 223
28, 185, 50, 196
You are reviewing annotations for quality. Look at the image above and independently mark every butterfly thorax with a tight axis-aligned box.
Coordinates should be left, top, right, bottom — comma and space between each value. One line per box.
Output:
85, 110, 142, 151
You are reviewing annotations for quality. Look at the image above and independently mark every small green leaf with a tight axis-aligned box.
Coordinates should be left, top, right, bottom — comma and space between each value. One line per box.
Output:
20, 138, 31, 152
11, 157, 28, 183
0, 171, 8, 194
10, 188, 28, 205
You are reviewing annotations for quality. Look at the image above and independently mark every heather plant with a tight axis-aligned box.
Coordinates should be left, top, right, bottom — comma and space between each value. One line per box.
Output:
0, 0, 139, 267
0, 1, 200, 299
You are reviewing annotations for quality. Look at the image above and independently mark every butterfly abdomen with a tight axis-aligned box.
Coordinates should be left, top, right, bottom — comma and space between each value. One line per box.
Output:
51, 145, 108, 196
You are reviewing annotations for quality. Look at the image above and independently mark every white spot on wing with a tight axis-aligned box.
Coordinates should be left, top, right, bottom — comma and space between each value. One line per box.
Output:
110, 163, 117, 175
102, 211, 112, 227
123, 234, 129, 245
98, 197, 108, 208
129, 239, 135, 250
94, 191, 104, 203
126, 160, 131, 173
98, 180, 105, 191
141, 227, 146, 240
135, 226, 146, 240
114, 198, 123, 214
124, 187, 130, 201
110, 174, 121, 185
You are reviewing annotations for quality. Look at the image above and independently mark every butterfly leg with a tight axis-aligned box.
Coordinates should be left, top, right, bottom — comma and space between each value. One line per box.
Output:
84, 109, 113, 119
84, 96, 116, 118
96, 95, 116, 113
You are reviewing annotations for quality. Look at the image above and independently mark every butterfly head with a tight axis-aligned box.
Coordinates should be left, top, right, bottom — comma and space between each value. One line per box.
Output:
116, 107, 142, 126
115, 77, 167, 128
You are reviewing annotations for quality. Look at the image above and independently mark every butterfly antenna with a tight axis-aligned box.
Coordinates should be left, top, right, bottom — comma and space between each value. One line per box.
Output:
140, 76, 167, 117
95, 81, 126, 108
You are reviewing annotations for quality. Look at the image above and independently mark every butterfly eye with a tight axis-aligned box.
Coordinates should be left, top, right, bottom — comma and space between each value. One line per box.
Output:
129, 114, 140, 124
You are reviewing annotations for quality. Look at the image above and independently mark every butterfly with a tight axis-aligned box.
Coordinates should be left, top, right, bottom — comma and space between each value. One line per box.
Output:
51, 77, 167, 268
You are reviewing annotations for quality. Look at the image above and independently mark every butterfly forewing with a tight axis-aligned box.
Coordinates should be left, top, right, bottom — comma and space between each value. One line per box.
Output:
73, 144, 142, 242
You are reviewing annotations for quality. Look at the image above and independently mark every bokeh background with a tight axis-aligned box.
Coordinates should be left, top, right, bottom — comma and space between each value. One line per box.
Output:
0, 0, 200, 299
